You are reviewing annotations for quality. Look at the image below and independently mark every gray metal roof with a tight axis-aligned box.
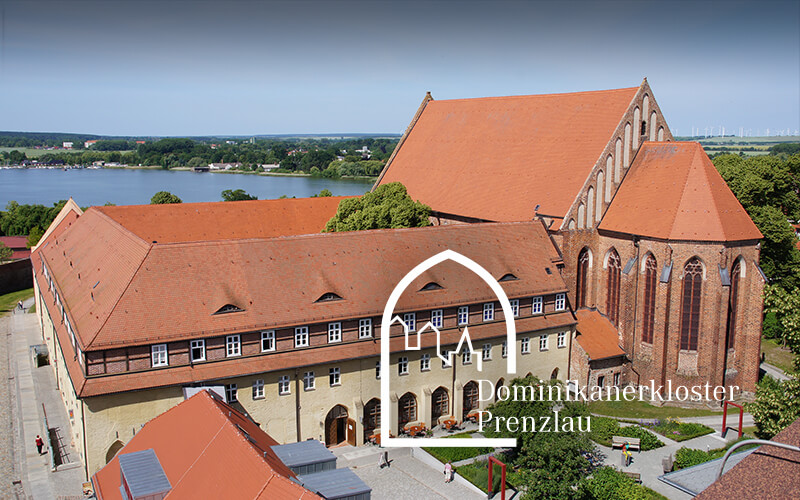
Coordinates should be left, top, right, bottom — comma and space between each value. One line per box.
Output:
297, 468, 371, 499
271, 440, 336, 468
118, 448, 171, 498
658, 448, 756, 496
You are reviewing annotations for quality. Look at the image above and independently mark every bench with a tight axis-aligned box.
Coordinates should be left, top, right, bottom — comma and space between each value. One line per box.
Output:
621, 471, 642, 483
611, 436, 641, 452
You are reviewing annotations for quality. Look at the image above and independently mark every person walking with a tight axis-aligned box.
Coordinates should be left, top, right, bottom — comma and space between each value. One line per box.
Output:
444, 462, 453, 483
378, 450, 389, 469
35, 435, 44, 455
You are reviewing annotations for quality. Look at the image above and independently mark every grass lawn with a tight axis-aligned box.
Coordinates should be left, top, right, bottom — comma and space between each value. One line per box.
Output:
642, 420, 714, 442
0, 288, 34, 317
761, 337, 795, 374
674, 436, 761, 470
455, 460, 513, 494
422, 433, 493, 463
589, 399, 721, 419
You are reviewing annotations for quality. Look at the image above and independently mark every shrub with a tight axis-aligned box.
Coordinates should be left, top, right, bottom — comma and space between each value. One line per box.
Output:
455, 461, 510, 494
674, 447, 712, 469
589, 417, 664, 450
580, 466, 668, 500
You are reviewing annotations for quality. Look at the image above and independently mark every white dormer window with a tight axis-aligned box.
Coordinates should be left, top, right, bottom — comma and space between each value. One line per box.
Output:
431, 309, 443, 328
295, 326, 309, 347
555, 293, 566, 311
483, 303, 494, 321
261, 331, 275, 352
226, 335, 241, 357
359, 318, 372, 339
151, 344, 168, 367
190, 339, 206, 362
510, 299, 519, 317
403, 313, 416, 332
328, 322, 342, 343
532, 296, 543, 315
458, 306, 469, 325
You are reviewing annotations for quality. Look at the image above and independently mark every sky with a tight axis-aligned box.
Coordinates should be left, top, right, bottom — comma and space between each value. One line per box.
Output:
0, 0, 797, 137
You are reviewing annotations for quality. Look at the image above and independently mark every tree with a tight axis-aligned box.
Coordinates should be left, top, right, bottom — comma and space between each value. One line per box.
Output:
748, 375, 800, 439
763, 284, 800, 361
221, 189, 257, 201
324, 182, 431, 232
150, 191, 183, 204
26, 226, 44, 249
311, 189, 333, 198
0, 242, 12, 262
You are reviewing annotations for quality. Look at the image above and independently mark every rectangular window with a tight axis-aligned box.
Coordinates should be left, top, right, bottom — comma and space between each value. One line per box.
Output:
278, 375, 290, 395
303, 371, 315, 391
442, 352, 451, 368
483, 303, 494, 321
555, 293, 566, 311
613, 372, 620, 387
532, 296, 543, 315
329, 367, 341, 386
252, 379, 264, 400
151, 344, 168, 367
398, 356, 409, 375
403, 313, 416, 331
598, 375, 605, 388
502, 341, 508, 358
462, 349, 472, 365
557, 331, 567, 348
261, 331, 275, 352
431, 309, 443, 328
375, 361, 381, 379
510, 299, 519, 317
359, 318, 373, 339
420, 353, 430, 371
190, 339, 205, 362
328, 322, 342, 343
521, 337, 530, 354
482, 343, 492, 361
226, 335, 241, 357
225, 384, 237, 403
539, 334, 549, 351
458, 306, 469, 325
295, 326, 309, 347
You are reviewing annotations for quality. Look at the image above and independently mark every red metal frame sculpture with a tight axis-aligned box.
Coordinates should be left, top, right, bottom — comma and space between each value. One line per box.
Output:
487, 456, 507, 500
722, 401, 744, 438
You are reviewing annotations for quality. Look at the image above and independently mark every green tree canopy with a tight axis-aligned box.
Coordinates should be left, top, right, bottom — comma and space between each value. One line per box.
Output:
748, 375, 800, 439
26, 226, 44, 249
150, 191, 183, 204
0, 200, 67, 236
221, 189, 258, 201
324, 182, 431, 232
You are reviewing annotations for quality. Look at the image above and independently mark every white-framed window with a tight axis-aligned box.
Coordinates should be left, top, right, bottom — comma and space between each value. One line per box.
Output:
420, 353, 430, 371
510, 299, 519, 317
359, 318, 372, 339
295, 326, 309, 347
532, 296, 543, 315
431, 309, 443, 328
539, 334, 549, 351
482, 343, 492, 361
375, 361, 381, 379
462, 349, 472, 365
252, 379, 265, 400
483, 303, 494, 321
303, 371, 315, 391
555, 293, 566, 311
190, 339, 205, 362
151, 344, 168, 367
502, 341, 508, 358
613, 372, 620, 386
261, 330, 275, 352
226, 335, 241, 357
521, 337, 531, 354
403, 313, 416, 331
329, 367, 341, 386
278, 375, 291, 395
398, 356, 409, 375
458, 306, 469, 325
225, 383, 237, 403
557, 331, 567, 348
328, 322, 342, 343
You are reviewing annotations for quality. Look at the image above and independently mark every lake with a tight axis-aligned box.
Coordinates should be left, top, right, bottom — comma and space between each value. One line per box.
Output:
0, 168, 374, 207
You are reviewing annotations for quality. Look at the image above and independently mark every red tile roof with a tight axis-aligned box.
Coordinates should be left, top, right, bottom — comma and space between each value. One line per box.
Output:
599, 142, 762, 242
696, 417, 800, 499
92, 390, 320, 500
377, 86, 639, 221
0, 236, 30, 259
95, 196, 350, 243
575, 309, 625, 361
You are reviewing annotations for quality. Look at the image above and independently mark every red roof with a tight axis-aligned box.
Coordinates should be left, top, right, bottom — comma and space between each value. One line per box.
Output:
95, 196, 349, 243
92, 390, 320, 500
0, 236, 30, 259
599, 142, 762, 241
377, 86, 639, 221
575, 309, 625, 360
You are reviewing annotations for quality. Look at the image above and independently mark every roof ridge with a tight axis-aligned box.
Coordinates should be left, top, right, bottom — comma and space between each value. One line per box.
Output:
693, 146, 727, 239
666, 145, 696, 240
90, 208, 151, 246
96, 196, 353, 212
432, 86, 639, 104
168, 405, 231, 492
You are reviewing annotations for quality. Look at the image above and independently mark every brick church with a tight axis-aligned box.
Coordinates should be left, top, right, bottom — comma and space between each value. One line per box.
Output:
377, 78, 764, 398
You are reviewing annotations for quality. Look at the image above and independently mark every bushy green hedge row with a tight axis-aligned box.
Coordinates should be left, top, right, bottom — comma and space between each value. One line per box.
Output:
580, 467, 668, 500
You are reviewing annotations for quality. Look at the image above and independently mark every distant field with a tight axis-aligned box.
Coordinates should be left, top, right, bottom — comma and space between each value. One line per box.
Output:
671, 136, 799, 157
0, 147, 133, 158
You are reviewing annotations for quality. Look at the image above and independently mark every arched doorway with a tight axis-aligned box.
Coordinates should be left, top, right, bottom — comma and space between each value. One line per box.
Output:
551, 368, 559, 380
431, 387, 449, 423
494, 378, 504, 403
363, 398, 380, 442
106, 440, 124, 464
463, 381, 479, 419
324, 405, 350, 447
398, 392, 417, 433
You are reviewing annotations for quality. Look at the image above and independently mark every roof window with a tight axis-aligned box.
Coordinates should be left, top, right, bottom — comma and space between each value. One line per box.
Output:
214, 304, 244, 315
498, 273, 519, 282
420, 282, 443, 291
316, 292, 343, 303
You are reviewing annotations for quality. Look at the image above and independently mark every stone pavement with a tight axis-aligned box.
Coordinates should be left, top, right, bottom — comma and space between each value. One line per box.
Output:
4, 299, 85, 499
760, 361, 790, 381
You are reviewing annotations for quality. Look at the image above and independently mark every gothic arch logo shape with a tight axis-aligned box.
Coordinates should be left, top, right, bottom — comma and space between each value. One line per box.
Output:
380, 249, 517, 448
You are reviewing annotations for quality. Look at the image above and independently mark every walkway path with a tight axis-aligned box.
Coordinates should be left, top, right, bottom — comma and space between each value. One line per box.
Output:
760, 361, 790, 381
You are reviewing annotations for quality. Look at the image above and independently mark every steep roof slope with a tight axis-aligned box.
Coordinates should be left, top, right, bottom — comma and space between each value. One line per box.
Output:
377, 87, 639, 221
95, 196, 349, 243
92, 390, 320, 500
599, 142, 762, 242
575, 309, 625, 360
